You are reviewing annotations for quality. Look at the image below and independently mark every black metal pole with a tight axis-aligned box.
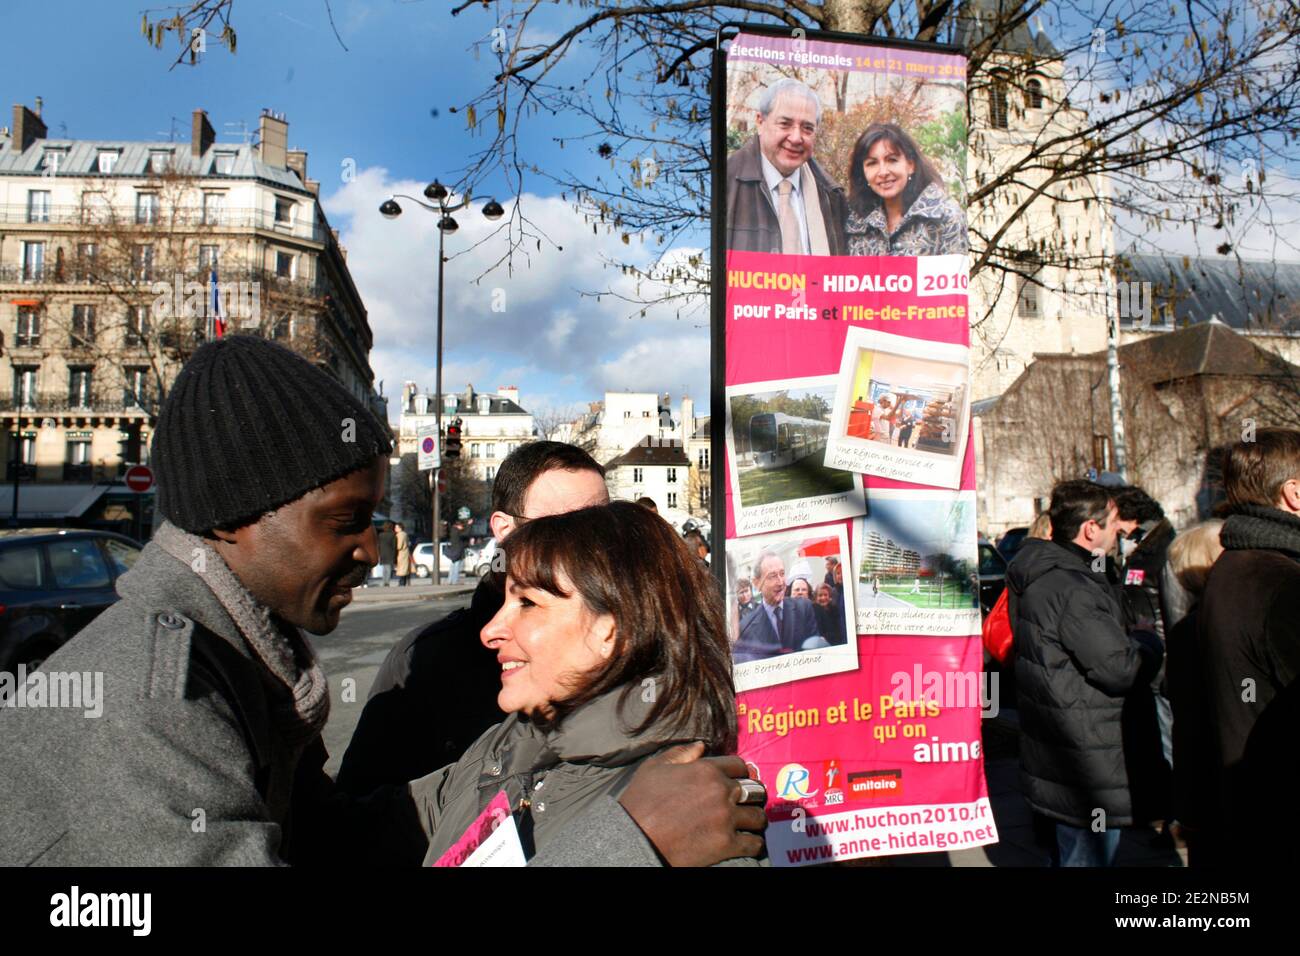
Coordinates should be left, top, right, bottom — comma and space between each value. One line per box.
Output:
433, 212, 445, 586
9, 425, 20, 528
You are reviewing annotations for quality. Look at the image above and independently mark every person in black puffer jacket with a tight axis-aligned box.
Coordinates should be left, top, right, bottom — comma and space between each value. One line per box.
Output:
1008, 479, 1162, 867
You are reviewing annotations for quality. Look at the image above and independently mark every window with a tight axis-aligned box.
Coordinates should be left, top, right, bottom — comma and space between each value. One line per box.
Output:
123, 367, 149, 407
22, 241, 45, 281
444, 395, 457, 414
126, 307, 150, 347
74, 243, 98, 280
202, 192, 225, 225
102, 538, 140, 576
71, 305, 96, 348
485, 443, 497, 459
478, 396, 492, 414
698, 448, 709, 470
16, 308, 41, 348
1093, 435, 1113, 472
700, 484, 710, 508
149, 149, 172, 174
667, 467, 678, 483
989, 75, 1009, 130
0, 543, 44, 590
1026, 78, 1045, 109
199, 245, 220, 272
135, 193, 159, 225
1016, 253, 1043, 318
274, 197, 293, 224
68, 367, 93, 408
96, 150, 119, 174
67, 433, 92, 465
272, 314, 291, 340
19, 431, 37, 464
624, 411, 632, 419
275, 251, 295, 278
42, 149, 65, 176
633, 467, 643, 483
27, 190, 50, 223
643, 410, 651, 418
486, 466, 495, 481
13, 366, 38, 407
471, 443, 481, 458
134, 244, 155, 281
46, 538, 111, 590
667, 492, 678, 509
213, 152, 235, 175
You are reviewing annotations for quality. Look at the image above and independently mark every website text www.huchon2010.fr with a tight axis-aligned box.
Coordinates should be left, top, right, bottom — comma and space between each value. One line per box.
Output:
767, 799, 997, 864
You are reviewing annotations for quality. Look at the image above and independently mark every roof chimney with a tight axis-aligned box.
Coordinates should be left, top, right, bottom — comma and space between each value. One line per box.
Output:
12, 103, 47, 153
286, 148, 308, 184
192, 109, 215, 158
258, 108, 288, 168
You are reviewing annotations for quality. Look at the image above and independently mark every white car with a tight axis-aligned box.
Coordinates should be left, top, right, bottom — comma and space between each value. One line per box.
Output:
406, 542, 480, 579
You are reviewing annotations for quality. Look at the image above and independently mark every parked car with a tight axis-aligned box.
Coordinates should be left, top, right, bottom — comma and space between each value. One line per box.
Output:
0, 528, 143, 673
471, 538, 499, 579
403, 542, 480, 580
977, 537, 1008, 617
995, 526, 1030, 564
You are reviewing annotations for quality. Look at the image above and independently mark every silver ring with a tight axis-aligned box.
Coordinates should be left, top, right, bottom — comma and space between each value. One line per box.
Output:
736, 778, 767, 806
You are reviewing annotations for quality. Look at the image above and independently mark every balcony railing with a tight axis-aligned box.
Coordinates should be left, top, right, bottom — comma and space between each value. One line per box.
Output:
0, 263, 327, 299
0, 391, 158, 415
6, 463, 36, 481
0, 204, 329, 242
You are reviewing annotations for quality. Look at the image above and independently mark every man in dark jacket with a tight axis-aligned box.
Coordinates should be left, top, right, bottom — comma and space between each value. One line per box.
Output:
1194, 428, 1300, 866
375, 521, 397, 586
1008, 479, 1160, 866
726, 77, 848, 256
0, 342, 765, 867
732, 552, 819, 662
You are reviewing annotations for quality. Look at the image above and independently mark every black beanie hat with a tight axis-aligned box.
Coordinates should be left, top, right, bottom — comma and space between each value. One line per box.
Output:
153, 334, 393, 533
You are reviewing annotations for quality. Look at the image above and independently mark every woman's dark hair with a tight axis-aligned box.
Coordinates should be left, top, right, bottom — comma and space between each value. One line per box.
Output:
501, 500, 737, 752
847, 122, 944, 218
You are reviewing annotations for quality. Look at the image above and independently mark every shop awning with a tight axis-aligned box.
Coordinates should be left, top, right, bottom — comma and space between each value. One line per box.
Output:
0, 484, 110, 520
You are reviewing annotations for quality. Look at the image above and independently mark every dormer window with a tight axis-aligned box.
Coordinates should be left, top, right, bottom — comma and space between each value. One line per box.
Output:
213, 152, 235, 175
1026, 78, 1045, 110
150, 149, 173, 174
96, 150, 120, 174
478, 396, 491, 414
444, 395, 457, 414
42, 149, 66, 175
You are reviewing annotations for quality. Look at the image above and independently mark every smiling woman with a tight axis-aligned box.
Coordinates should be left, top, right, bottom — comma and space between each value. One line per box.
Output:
410, 500, 750, 866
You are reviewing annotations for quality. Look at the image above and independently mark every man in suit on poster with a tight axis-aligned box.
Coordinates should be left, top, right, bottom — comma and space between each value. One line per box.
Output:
734, 552, 819, 662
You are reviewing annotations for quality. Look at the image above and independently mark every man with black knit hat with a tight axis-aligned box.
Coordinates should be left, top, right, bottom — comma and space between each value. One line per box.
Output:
1194, 427, 1300, 866
0, 337, 765, 867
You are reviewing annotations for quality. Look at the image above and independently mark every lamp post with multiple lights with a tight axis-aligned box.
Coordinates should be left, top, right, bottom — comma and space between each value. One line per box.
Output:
380, 183, 504, 584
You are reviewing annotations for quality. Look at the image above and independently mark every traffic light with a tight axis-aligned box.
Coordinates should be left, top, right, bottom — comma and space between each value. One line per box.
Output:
445, 418, 463, 459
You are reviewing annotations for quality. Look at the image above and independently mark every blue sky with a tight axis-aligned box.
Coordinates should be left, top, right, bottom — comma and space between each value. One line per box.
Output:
1, 0, 697, 421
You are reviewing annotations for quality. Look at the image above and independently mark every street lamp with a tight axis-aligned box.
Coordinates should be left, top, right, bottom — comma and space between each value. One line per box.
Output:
380, 184, 505, 585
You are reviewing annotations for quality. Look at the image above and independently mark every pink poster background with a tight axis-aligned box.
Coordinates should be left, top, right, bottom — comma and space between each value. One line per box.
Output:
722, 33, 992, 865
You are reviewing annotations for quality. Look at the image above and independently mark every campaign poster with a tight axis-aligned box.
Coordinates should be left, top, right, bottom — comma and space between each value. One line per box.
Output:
713, 28, 996, 864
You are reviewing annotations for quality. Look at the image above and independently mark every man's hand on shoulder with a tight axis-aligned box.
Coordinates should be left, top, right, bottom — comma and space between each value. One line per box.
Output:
619, 741, 766, 866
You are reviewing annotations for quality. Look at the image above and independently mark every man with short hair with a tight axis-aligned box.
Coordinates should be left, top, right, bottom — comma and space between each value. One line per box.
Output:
1195, 428, 1300, 866
725, 77, 849, 255
1008, 479, 1160, 866
683, 529, 710, 567
733, 552, 818, 662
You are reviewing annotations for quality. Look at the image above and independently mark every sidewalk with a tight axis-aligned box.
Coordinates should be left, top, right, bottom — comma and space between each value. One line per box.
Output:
348, 578, 478, 604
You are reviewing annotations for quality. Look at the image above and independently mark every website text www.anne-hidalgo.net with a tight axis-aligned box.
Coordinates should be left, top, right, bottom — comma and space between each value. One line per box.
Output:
784, 803, 994, 864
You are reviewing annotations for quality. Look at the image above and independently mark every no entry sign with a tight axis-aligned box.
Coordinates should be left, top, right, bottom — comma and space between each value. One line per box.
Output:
124, 464, 154, 494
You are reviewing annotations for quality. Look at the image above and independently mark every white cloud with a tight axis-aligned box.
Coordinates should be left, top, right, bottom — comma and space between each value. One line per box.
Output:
322, 168, 711, 420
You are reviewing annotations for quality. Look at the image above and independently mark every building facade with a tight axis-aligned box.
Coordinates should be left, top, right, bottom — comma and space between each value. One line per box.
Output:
0, 102, 385, 530
396, 382, 534, 483
604, 435, 691, 518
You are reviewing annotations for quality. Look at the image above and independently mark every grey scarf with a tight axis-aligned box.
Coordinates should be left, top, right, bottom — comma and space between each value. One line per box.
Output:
1219, 505, 1300, 561
153, 522, 331, 748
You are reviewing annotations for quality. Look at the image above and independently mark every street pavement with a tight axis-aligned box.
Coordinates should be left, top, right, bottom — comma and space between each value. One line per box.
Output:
315, 583, 476, 777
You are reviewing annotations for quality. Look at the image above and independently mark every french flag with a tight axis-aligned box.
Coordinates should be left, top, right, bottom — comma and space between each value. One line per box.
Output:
209, 268, 226, 340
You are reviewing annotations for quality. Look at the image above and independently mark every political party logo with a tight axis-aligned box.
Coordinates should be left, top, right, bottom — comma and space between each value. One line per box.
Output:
822, 758, 844, 805
1125, 568, 1146, 585
774, 763, 819, 801
848, 769, 903, 800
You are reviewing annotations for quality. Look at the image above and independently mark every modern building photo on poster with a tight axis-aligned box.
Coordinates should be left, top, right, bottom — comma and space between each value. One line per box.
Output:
712, 25, 994, 866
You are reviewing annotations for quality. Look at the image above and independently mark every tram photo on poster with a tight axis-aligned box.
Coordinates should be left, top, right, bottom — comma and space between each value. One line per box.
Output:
725, 375, 867, 537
